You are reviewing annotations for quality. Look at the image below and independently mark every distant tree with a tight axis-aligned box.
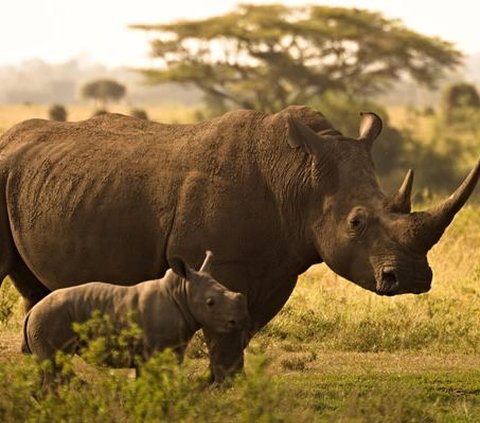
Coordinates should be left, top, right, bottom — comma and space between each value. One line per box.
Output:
130, 108, 149, 120
48, 104, 67, 121
131, 4, 461, 113
82, 79, 126, 109
442, 82, 480, 113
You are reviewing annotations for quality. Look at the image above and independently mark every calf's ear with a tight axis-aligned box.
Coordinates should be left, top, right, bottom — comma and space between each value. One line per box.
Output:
169, 257, 190, 279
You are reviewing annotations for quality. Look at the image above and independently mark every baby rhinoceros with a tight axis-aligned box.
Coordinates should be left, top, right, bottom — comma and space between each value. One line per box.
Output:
22, 251, 249, 380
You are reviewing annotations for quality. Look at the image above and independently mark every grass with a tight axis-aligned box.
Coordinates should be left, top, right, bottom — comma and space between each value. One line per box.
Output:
0, 103, 199, 133
1, 203, 479, 421
0, 104, 480, 421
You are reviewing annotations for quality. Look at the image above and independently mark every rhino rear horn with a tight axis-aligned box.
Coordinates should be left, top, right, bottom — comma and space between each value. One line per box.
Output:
385, 169, 414, 213
358, 112, 382, 149
409, 160, 480, 251
199, 250, 214, 273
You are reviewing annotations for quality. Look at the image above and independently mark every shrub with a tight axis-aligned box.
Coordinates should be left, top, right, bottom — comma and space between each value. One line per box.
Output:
92, 109, 108, 117
73, 310, 143, 368
130, 108, 149, 120
48, 104, 67, 121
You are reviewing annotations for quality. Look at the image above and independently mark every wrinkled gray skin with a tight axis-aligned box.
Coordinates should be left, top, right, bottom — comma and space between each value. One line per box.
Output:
23, 251, 249, 374
0, 105, 478, 381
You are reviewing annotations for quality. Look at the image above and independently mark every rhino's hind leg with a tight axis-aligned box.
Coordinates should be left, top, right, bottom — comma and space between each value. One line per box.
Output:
9, 255, 51, 312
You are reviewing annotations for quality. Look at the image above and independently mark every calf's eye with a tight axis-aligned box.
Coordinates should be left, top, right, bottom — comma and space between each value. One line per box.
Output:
206, 297, 215, 307
350, 217, 362, 228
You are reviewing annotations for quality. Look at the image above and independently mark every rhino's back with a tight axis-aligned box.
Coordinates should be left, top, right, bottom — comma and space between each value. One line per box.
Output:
25, 281, 149, 359
1, 115, 195, 288
0, 112, 272, 290
0, 108, 322, 300
57, 278, 188, 347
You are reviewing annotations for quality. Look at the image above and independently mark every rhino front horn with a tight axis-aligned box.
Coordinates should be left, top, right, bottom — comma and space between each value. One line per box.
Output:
411, 160, 480, 252
199, 250, 214, 273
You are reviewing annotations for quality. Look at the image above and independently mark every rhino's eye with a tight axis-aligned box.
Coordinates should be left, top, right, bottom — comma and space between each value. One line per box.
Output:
347, 207, 367, 235
206, 297, 215, 307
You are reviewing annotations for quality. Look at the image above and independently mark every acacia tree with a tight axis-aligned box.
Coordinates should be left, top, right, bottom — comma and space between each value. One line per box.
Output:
131, 4, 461, 113
81, 79, 126, 109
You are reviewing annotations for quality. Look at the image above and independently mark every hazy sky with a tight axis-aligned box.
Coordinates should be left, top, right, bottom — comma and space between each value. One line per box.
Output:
2, 0, 478, 67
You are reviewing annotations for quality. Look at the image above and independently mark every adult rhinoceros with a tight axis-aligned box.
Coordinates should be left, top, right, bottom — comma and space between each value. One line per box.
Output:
0, 105, 478, 381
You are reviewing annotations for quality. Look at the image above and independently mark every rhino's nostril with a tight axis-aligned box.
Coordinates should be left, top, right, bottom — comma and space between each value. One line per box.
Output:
378, 270, 399, 296
382, 271, 396, 286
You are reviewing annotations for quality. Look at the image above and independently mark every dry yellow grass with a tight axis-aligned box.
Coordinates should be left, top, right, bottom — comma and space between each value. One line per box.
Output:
0, 103, 199, 133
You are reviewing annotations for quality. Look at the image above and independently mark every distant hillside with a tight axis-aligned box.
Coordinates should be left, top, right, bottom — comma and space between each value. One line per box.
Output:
0, 59, 202, 106
0, 53, 479, 107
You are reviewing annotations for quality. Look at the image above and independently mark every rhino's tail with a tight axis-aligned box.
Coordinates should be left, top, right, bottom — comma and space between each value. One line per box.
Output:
0, 170, 14, 287
21, 309, 32, 354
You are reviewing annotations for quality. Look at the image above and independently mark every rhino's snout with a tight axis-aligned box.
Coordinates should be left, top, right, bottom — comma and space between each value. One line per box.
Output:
375, 265, 432, 296
375, 269, 399, 296
224, 294, 250, 331
227, 317, 242, 330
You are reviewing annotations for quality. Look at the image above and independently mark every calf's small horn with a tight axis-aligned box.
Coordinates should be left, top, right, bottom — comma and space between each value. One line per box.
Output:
199, 250, 214, 273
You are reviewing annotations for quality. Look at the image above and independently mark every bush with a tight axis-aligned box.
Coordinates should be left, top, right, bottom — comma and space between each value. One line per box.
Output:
92, 109, 108, 117
130, 108, 149, 120
72, 310, 143, 368
0, 349, 287, 422
48, 104, 67, 121
0, 356, 41, 421
124, 350, 203, 421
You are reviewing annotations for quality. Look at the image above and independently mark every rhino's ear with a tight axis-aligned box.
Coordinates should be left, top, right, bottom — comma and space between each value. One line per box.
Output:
358, 112, 382, 150
169, 257, 191, 280
286, 115, 325, 154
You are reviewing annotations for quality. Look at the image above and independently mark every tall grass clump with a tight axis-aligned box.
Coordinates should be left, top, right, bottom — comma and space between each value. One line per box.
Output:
0, 278, 20, 325
0, 311, 292, 422
0, 356, 40, 421
124, 350, 203, 421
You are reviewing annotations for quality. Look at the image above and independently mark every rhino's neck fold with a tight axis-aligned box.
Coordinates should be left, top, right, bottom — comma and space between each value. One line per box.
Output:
167, 275, 201, 335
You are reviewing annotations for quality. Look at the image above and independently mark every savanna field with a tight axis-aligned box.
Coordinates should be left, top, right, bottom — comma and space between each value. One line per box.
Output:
1, 104, 480, 422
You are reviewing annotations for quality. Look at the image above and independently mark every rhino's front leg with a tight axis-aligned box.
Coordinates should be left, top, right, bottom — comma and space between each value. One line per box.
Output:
203, 328, 246, 383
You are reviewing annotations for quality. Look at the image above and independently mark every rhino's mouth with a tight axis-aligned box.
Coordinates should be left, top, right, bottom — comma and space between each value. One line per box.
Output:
375, 268, 399, 296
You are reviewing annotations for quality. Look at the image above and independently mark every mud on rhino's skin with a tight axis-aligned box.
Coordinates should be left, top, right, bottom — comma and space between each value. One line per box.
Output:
0, 105, 479, 381
23, 251, 249, 369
